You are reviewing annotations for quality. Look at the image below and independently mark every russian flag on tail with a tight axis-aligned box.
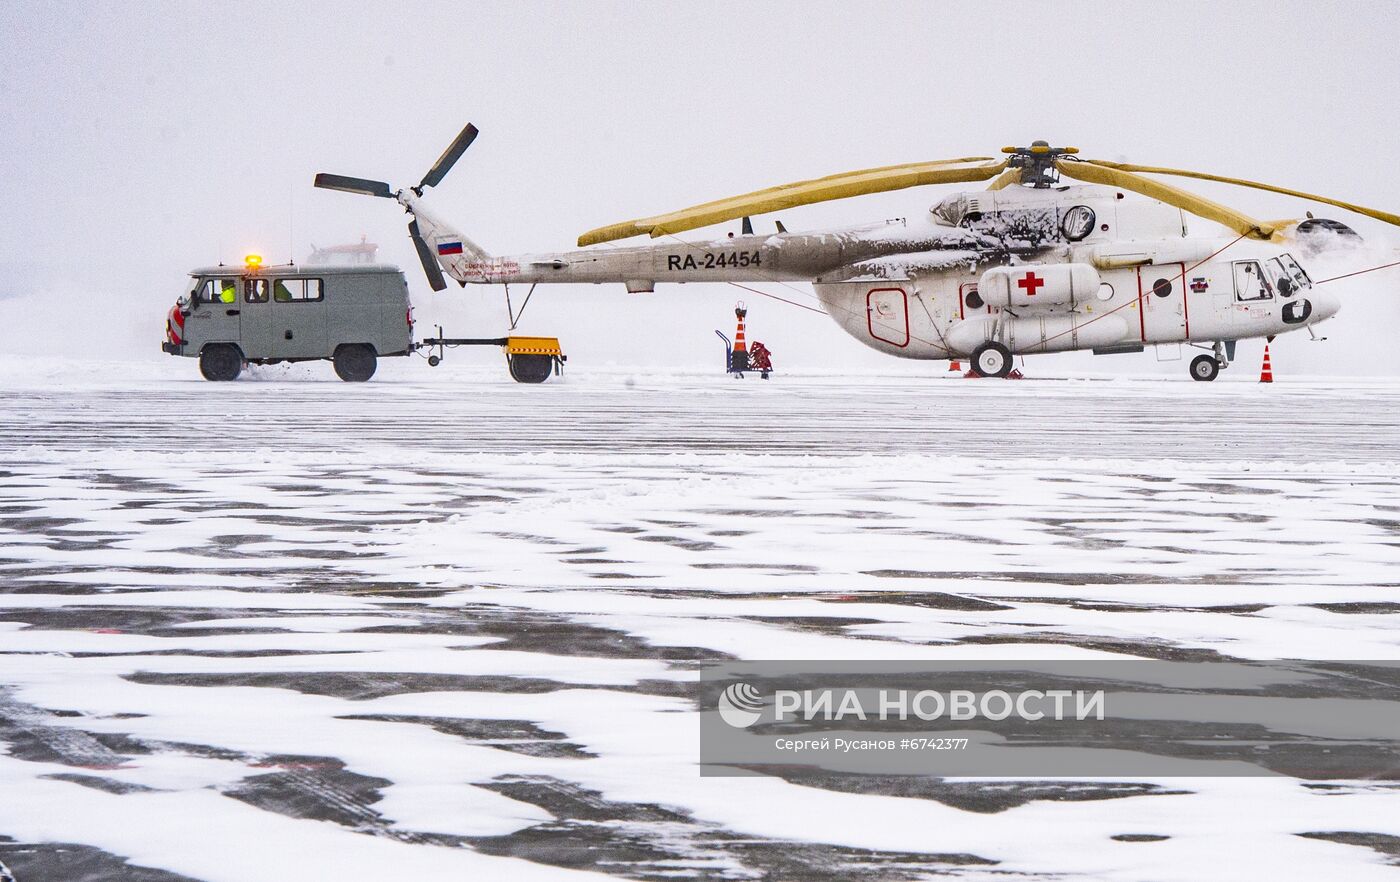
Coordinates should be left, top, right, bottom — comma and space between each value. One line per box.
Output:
437, 241, 464, 256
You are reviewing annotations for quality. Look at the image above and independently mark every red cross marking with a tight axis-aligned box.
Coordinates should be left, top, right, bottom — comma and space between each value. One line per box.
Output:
1017, 272, 1044, 296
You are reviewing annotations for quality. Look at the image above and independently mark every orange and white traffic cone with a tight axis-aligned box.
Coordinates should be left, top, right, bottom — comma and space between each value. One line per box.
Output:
1259, 337, 1274, 384
948, 359, 962, 372
730, 303, 750, 373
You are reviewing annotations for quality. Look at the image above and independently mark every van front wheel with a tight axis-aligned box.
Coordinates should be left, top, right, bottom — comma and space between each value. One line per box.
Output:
199, 344, 243, 381
333, 344, 377, 382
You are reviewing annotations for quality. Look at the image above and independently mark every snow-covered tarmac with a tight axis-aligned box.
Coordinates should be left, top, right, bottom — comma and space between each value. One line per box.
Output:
2, 361, 1399, 881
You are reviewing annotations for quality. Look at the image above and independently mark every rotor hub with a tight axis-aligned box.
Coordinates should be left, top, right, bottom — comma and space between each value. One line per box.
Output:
1002, 141, 1079, 188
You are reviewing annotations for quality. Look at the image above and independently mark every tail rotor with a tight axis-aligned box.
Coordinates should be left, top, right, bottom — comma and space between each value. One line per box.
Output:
314, 123, 485, 291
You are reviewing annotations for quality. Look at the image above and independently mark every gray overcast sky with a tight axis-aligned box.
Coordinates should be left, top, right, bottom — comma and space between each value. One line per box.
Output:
3, 1, 1398, 372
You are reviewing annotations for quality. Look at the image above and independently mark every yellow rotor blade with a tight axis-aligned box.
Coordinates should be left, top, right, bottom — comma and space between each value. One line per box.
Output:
1084, 159, 1400, 230
986, 167, 1023, 191
578, 157, 1006, 246
1058, 161, 1275, 240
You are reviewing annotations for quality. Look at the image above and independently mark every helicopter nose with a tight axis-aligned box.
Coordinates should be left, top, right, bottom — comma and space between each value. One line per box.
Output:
1310, 289, 1341, 321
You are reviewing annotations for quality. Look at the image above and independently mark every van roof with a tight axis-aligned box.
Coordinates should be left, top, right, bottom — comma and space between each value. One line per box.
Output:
188, 264, 405, 278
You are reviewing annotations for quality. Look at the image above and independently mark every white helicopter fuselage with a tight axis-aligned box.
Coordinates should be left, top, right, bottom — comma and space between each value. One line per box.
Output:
409, 183, 1340, 365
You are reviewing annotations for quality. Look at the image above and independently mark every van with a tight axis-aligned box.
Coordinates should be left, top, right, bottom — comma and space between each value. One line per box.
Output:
163, 261, 413, 381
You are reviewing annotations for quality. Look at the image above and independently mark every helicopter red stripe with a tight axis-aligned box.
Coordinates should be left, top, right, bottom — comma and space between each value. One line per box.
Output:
1176, 263, 1191, 339
1136, 273, 1146, 342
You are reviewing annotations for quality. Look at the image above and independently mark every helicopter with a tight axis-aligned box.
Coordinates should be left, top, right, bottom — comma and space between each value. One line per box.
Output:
314, 125, 1400, 380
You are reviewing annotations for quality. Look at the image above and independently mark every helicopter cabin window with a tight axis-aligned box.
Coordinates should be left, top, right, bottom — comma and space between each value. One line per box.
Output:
244, 279, 269, 304
272, 278, 324, 302
1233, 261, 1273, 302
196, 279, 239, 304
1060, 205, 1096, 241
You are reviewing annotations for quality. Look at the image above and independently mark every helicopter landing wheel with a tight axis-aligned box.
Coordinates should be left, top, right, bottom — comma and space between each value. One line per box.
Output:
1190, 355, 1220, 382
970, 342, 1013, 379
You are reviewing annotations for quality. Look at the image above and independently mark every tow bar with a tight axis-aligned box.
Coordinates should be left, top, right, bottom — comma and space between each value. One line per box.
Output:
418, 326, 566, 384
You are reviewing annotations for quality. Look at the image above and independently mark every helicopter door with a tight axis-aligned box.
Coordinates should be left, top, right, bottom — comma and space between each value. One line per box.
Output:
867, 287, 909, 347
1138, 263, 1187, 342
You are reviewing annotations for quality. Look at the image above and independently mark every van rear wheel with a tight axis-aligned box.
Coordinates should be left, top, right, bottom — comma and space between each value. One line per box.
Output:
199, 344, 242, 381
508, 354, 553, 384
333, 344, 377, 382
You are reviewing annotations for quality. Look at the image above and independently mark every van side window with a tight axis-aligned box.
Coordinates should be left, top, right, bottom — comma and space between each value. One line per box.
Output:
272, 278, 324, 302
1233, 261, 1272, 302
245, 279, 269, 303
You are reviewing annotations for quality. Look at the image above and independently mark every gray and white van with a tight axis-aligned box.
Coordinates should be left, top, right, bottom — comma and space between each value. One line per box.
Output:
163, 262, 414, 381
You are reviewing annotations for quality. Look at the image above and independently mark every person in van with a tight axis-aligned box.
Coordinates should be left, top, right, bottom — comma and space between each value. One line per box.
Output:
273, 280, 293, 302
219, 280, 237, 303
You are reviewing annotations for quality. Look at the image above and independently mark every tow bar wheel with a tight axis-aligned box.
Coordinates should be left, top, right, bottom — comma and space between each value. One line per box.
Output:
508, 354, 555, 384
418, 332, 565, 382
970, 341, 1013, 379
504, 336, 564, 384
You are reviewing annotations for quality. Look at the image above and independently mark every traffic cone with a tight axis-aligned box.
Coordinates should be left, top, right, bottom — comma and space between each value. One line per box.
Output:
730, 303, 750, 373
948, 359, 962, 371
1259, 338, 1274, 384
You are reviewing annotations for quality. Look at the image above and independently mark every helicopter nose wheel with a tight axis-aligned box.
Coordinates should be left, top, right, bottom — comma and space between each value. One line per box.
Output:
1190, 354, 1221, 382
970, 341, 1013, 378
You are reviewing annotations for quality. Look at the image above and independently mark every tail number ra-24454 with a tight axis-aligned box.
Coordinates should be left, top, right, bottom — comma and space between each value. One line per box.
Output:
665, 251, 762, 271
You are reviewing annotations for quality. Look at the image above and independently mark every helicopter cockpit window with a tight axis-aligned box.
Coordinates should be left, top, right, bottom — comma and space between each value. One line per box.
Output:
1233, 260, 1273, 302
1264, 258, 1292, 296
931, 194, 968, 227
1279, 253, 1312, 290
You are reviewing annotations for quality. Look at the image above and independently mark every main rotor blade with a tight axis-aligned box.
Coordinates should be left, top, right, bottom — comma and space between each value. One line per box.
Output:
1081, 159, 1400, 230
409, 220, 448, 291
578, 156, 1004, 246
419, 123, 479, 190
1058, 161, 1275, 240
313, 173, 395, 199
985, 167, 1023, 191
